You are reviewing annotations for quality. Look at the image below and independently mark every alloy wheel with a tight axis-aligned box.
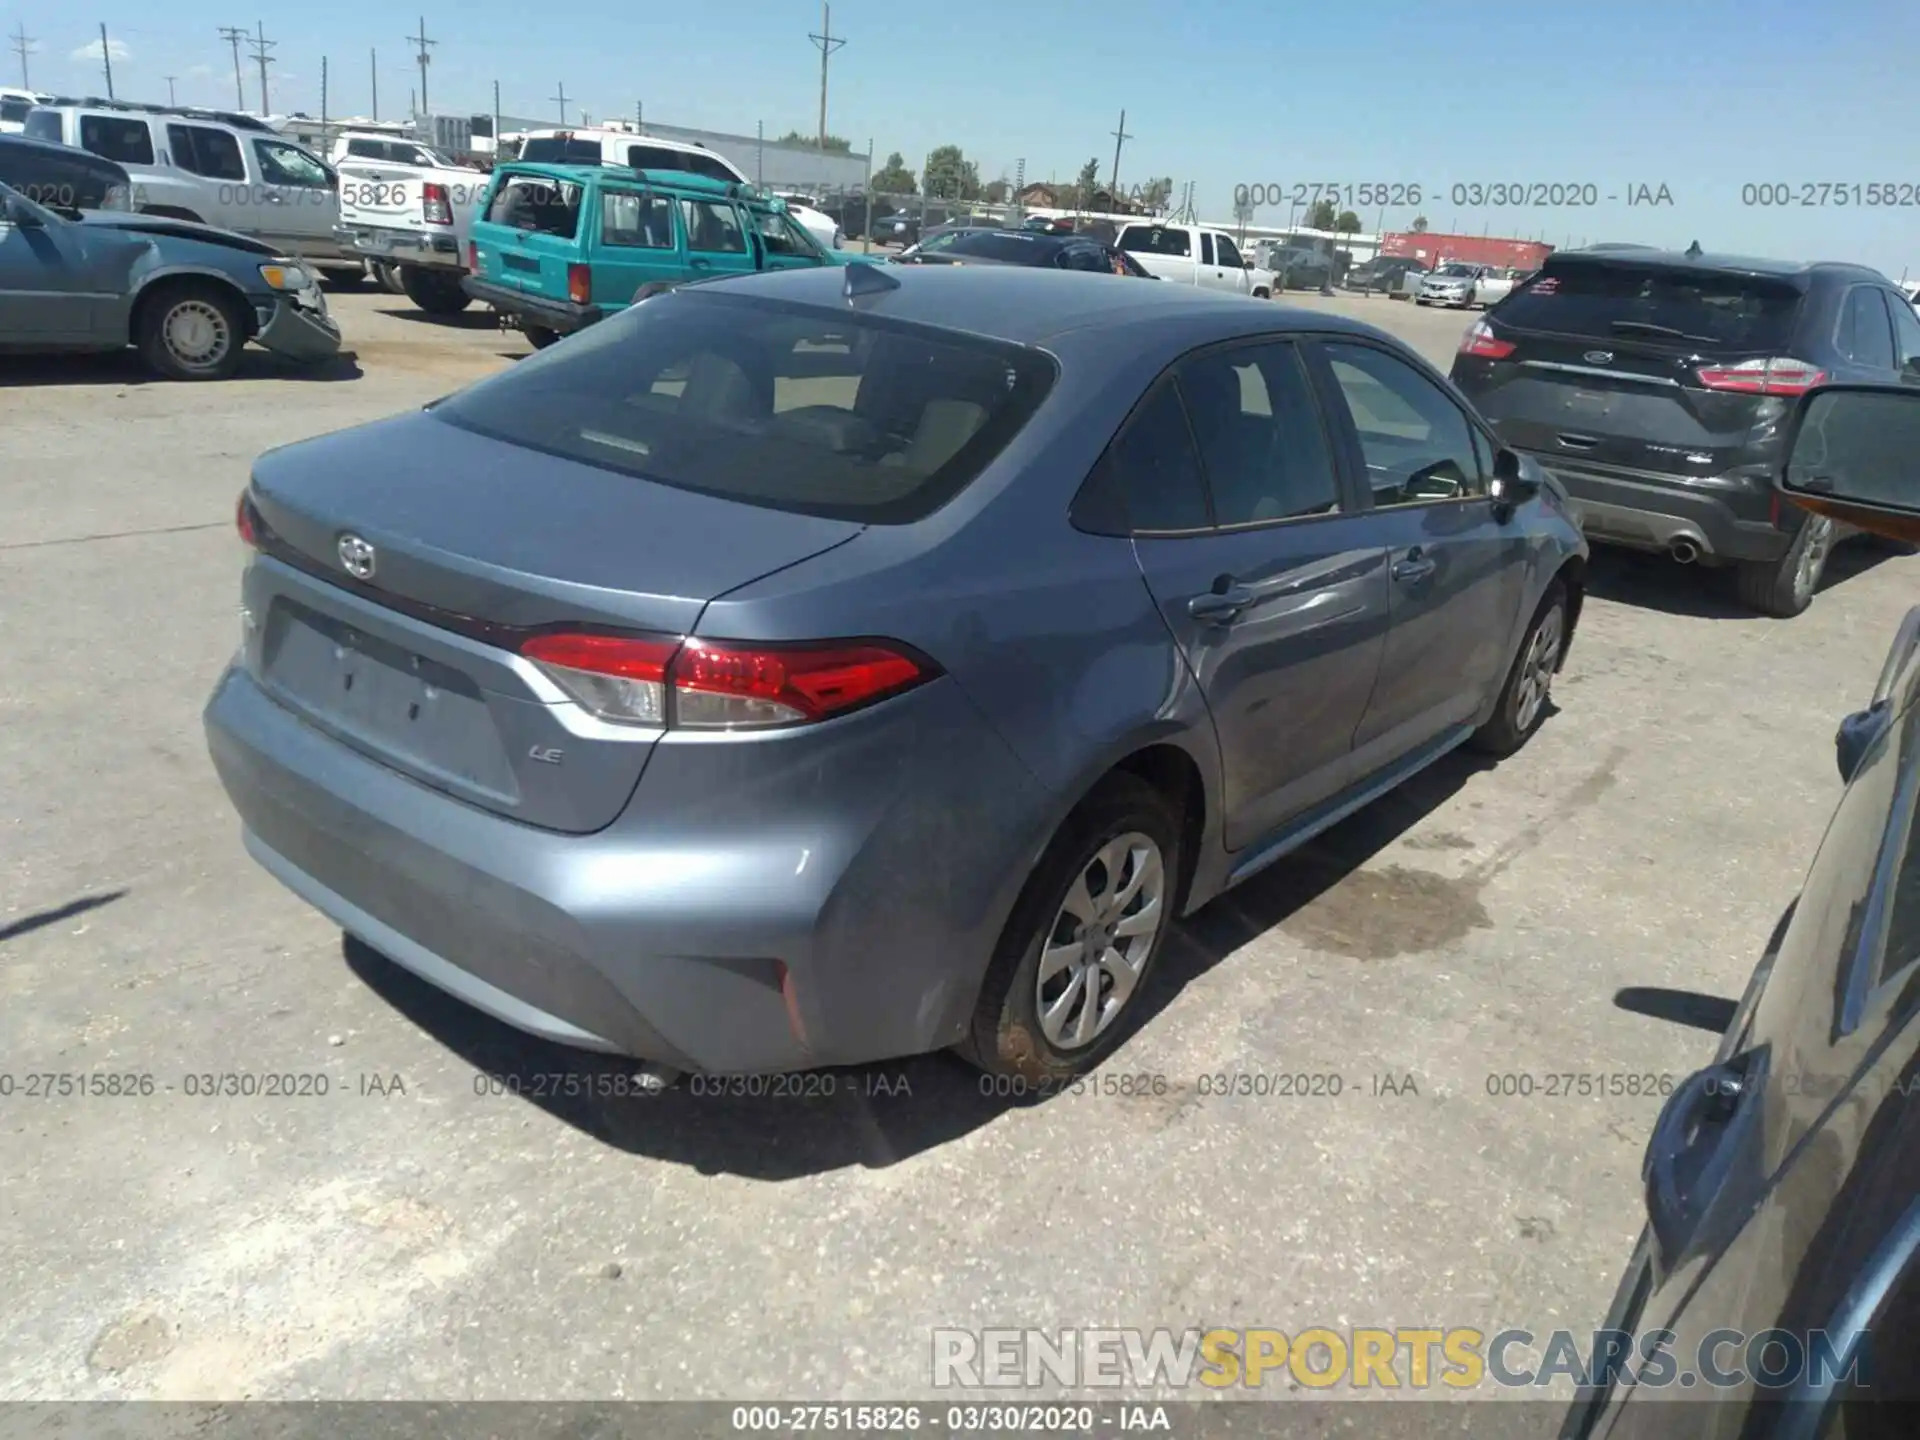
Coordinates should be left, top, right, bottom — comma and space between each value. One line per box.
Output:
1035, 832, 1168, 1050
1512, 604, 1564, 734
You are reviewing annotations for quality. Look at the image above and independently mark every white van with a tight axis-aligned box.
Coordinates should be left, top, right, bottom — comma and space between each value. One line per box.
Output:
511, 126, 749, 185
21, 99, 359, 275
0, 88, 54, 135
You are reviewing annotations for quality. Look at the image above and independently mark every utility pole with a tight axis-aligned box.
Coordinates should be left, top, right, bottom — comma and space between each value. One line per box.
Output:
218, 27, 247, 109
494, 80, 501, 162
9, 22, 33, 89
1107, 108, 1131, 204
370, 48, 379, 121
756, 119, 763, 187
320, 57, 328, 148
98, 23, 116, 98
407, 18, 436, 117
165, 75, 177, 104
635, 99, 643, 132
807, 1, 845, 153
247, 22, 276, 114
550, 81, 570, 124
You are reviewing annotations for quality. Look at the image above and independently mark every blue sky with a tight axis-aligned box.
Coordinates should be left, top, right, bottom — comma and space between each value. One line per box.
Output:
11, 0, 1916, 278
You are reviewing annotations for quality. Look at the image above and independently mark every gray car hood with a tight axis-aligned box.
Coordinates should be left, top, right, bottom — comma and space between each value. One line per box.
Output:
78, 211, 279, 257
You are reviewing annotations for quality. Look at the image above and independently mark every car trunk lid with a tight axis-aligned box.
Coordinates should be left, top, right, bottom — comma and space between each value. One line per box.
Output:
243, 410, 863, 833
469, 171, 586, 299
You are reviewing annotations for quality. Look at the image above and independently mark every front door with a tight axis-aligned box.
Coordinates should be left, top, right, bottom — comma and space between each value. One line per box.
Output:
1211, 232, 1250, 295
1124, 340, 1391, 850
248, 137, 338, 258
1310, 338, 1527, 765
751, 207, 831, 272
592, 186, 683, 306
0, 200, 140, 339
678, 196, 758, 283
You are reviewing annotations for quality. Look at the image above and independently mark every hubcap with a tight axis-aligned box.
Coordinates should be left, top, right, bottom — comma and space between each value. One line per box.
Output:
1035, 832, 1167, 1050
163, 300, 230, 368
1512, 604, 1564, 733
1794, 516, 1834, 602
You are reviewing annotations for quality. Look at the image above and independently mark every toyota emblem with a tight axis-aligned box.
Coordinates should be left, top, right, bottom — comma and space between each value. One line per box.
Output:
1583, 350, 1614, 365
338, 534, 376, 580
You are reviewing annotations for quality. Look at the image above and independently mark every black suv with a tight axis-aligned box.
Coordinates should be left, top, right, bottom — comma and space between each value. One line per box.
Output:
0, 131, 131, 215
1451, 249, 1920, 616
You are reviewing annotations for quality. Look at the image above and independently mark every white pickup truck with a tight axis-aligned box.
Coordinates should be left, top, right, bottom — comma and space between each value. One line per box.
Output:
1116, 221, 1275, 298
332, 133, 489, 314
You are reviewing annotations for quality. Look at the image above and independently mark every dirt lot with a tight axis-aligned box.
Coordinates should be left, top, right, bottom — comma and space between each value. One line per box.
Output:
2, 283, 1914, 1405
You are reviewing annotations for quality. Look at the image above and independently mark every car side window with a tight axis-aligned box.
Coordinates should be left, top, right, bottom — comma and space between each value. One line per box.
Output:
167, 124, 246, 182
602, 190, 675, 249
79, 115, 154, 166
1888, 293, 1920, 370
1839, 287, 1897, 370
1199, 232, 1215, 265
1056, 242, 1106, 273
1216, 235, 1244, 268
680, 199, 746, 254
1098, 382, 1212, 534
1176, 342, 1341, 525
254, 140, 330, 188
1321, 342, 1486, 506
1470, 424, 1496, 482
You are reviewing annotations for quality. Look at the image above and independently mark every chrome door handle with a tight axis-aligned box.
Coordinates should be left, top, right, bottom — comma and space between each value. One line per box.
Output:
1391, 552, 1436, 583
1189, 585, 1254, 622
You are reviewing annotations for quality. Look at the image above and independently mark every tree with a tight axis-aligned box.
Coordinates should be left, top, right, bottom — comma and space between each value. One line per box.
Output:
1138, 176, 1173, 214
1411, 215, 1429, 232
776, 130, 852, 154
982, 177, 1010, 204
923, 144, 981, 201
1334, 210, 1362, 234
1074, 156, 1101, 203
871, 151, 916, 196
1307, 198, 1337, 231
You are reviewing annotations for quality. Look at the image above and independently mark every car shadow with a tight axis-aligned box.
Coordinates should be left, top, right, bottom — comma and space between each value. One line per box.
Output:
342, 744, 1497, 1177
1582, 541, 1891, 619
0, 348, 361, 387
373, 306, 505, 332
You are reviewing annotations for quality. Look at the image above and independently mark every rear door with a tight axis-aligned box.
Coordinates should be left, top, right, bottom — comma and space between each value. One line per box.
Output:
1123, 339, 1391, 849
1312, 339, 1526, 761
592, 184, 683, 302
1454, 257, 1813, 481
678, 196, 757, 281
164, 124, 248, 213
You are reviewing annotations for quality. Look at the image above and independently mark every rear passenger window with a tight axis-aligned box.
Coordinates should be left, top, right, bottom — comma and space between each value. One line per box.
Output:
602, 191, 674, 248
681, 199, 746, 253
1322, 342, 1484, 505
1176, 342, 1340, 525
167, 124, 246, 181
79, 115, 153, 166
1104, 384, 1211, 534
1840, 288, 1897, 370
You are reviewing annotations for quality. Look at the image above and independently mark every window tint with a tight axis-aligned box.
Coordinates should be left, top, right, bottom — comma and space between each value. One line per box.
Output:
254, 140, 329, 188
0, 99, 30, 124
602, 190, 675, 248
1199, 232, 1215, 265
518, 136, 603, 165
1057, 242, 1108, 273
345, 138, 386, 159
943, 231, 1053, 263
1499, 261, 1803, 349
167, 124, 245, 181
79, 115, 153, 166
1177, 342, 1340, 525
628, 144, 739, 183
680, 199, 746, 253
432, 292, 1056, 525
23, 109, 61, 143
1892, 295, 1920, 369
1101, 383, 1210, 533
1839, 288, 1897, 369
485, 174, 582, 237
1216, 235, 1244, 268
1119, 225, 1191, 258
1322, 343, 1484, 505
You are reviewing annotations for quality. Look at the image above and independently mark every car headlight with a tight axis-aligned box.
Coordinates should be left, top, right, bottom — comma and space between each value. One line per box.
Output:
100, 182, 133, 212
258, 261, 313, 291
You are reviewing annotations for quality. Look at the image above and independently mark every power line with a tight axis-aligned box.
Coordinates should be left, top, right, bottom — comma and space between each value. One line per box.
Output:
550, 80, 570, 124
247, 21, 276, 114
807, 1, 845, 152
407, 18, 436, 116
217, 27, 247, 110
9, 22, 34, 89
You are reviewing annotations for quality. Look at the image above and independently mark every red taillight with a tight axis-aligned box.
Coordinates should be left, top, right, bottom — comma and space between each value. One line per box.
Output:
422, 182, 452, 226
1695, 357, 1828, 396
466, 240, 479, 272
236, 491, 260, 548
567, 263, 591, 305
1459, 319, 1516, 359
519, 632, 929, 729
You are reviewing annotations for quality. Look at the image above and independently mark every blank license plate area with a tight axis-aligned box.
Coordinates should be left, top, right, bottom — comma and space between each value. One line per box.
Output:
503, 253, 541, 273
260, 601, 519, 798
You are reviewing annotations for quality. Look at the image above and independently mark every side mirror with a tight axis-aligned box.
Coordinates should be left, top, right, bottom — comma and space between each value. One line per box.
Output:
3, 192, 44, 228
1778, 384, 1920, 545
1488, 447, 1540, 507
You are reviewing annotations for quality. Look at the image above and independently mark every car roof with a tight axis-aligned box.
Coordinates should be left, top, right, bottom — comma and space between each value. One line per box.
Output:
1546, 248, 1889, 284
492, 161, 741, 197
687, 263, 1403, 346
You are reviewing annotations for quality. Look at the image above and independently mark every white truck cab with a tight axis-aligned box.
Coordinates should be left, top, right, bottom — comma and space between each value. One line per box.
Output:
333, 131, 490, 313
1117, 221, 1272, 297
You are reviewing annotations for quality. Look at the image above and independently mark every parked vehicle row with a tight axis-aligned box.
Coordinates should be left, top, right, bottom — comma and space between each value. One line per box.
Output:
1417, 261, 1515, 308
893, 227, 1154, 277
1343, 254, 1429, 299
1116, 221, 1276, 297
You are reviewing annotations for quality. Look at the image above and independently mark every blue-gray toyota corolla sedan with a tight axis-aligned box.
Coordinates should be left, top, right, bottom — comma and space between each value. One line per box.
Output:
205, 264, 1587, 1082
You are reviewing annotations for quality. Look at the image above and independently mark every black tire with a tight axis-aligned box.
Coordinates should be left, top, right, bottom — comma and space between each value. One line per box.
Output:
322, 267, 366, 291
1471, 579, 1568, 756
1736, 514, 1834, 618
135, 280, 249, 381
522, 324, 561, 350
1252, 286, 1270, 300
372, 261, 406, 295
959, 774, 1183, 1082
399, 266, 473, 315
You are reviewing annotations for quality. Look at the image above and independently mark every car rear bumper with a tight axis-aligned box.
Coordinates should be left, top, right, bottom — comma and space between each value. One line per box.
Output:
1515, 452, 1790, 563
204, 661, 1049, 1074
461, 276, 598, 334
254, 296, 342, 363
336, 223, 463, 270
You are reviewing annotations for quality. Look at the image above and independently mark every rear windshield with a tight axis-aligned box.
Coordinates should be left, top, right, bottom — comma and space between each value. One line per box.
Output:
484, 174, 582, 237
627, 143, 739, 183
942, 231, 1054, 263
1499, 262, 1804, 349
431, 292, 1058, 524
0, 99, 30, 123
518, 136, 602, 166
23, 109, 61, 143
1118, 225, 1190, 257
